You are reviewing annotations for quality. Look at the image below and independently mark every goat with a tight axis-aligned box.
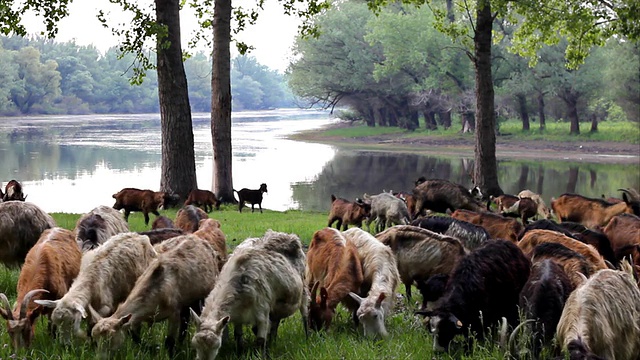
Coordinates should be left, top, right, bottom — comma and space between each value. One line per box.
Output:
550, 192, 640, 229
519, 219, 577, 240
518, 190, 551, 220
327, 195, 371, 231
112, 188, 168, 226
530, 242, 593, 289
0, 201, 56, 267
556, 221, 618, 267
363, 192, 410, 233
138, 228, 185, 246
490, 194, 519, 213
393, 191, 418, 219
234, 183, 268, 213
412, 178, 485, 218
411, 216, 490, 250
502, 197, 538, 224
34, 233, 158, 342
518, 229, 608, 278
342, 228, 399, 338
190, 238, 307, 359
416, 240, 531, 351
556, 267, 640, 360
516, 259, 573, 358
306, 227, 363, 331
175, 205, 209, 233
152, 215, 175, 230
2, 180, 26, 202
90, 235, 221, 356
0, 228, 82, 349
603, 213, 640, 266
74, 205, 129, 252
193, 218, 227, 270
185, 189, 221, 213
451, 209, 523, 242
375, 225, 467, 308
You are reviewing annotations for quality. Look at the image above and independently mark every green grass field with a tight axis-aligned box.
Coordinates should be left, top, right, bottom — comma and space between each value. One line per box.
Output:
0, 206, 547, 359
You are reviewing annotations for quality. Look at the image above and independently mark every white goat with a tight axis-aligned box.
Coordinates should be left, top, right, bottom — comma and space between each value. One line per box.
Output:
35, 232, 157, 342
191, 237, 307, 360
343, 228, 399, 338
90, 235, 222, 356
364, 192, 410, 233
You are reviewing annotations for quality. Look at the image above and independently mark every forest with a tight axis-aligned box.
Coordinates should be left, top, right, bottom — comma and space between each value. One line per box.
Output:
287, 2, 640, 134
0, 36, 295, 115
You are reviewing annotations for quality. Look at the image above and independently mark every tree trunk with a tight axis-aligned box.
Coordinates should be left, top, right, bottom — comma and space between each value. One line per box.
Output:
472, 0, 502, 197
446, 0, 455, 22
566, 166, 579, 193
407, 111, 419, 130
536, 165, 544, 194
516, 93, 530, 131
566, 93, 580, 135
211, 0, 235, 203
438, 111, 452, 129
156, 0, 197, 203
537, 92, 546, 130
423, 110, 438, 130
590, 113, 598, 133
373, 107, 383, 127
517, 164, 529, 191
461, 112, 475, 133
365, 107, 375, 127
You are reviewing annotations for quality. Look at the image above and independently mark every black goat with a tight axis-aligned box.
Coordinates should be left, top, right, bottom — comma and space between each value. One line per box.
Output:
234, 183, 268, 213
412, 216, 490, 250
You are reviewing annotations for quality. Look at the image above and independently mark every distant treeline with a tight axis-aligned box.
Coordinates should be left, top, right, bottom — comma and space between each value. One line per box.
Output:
0, 36, 296, 115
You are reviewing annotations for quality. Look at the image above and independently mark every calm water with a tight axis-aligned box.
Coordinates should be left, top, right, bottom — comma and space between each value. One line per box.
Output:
0, 110, 638, 214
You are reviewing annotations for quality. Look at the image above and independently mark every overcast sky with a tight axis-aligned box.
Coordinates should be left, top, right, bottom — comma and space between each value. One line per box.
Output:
21, 0, 303, 72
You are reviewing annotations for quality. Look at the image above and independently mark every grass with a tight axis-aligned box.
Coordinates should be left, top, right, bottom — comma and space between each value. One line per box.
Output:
0, 206, 552, 359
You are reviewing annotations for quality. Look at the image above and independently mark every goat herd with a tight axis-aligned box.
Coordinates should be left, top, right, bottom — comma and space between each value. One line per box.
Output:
0, 179, 639, 360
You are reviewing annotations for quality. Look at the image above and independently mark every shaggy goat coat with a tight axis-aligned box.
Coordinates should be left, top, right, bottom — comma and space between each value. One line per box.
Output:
74, 205, 129, 252
0, 201, 56, 267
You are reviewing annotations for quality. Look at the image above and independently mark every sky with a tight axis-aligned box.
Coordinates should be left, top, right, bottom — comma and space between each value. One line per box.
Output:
21, 0, 304, 72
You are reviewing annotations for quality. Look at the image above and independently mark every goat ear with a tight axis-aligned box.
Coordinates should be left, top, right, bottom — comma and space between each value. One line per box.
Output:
215, 316, 230, 333
348, 292, 363, 304
375, 293, 386, 308
449, 314, 463, 329
118, 314, 132, 327
33, 299, 59, 309
190, 308, 202, 328
576, 272, 588, 286
75, 302, 87, 319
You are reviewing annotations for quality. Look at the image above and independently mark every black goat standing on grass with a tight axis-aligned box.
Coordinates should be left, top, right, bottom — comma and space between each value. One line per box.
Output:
234, 183, 268, 213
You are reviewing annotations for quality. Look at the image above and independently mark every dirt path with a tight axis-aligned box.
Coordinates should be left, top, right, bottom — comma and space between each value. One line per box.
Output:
292, 122, 640, 164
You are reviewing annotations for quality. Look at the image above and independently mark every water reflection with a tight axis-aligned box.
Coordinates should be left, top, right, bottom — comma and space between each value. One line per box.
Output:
0, 111, 638, 214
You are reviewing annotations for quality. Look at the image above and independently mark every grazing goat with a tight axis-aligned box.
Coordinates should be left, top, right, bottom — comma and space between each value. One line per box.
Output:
393, 191, 418, 219
0, 228, 81, 349
327, 195, 371, 230
306, 227, 363, 331
2, 180, 26, 202
35, 233, 158, 342
175, 205, 209, 233
603, 213, 640, 266
375, 225, 467, 308
191, 236, 307, 359
193, 218, 227, 270
556, 267, 640, 360
519, 229, 608, 278
557, 221, 618, 267
490, 194, 519, 213
363, 192, 410, 233
152, 215, 175, 230
412, 178, 485, 217
551, 192, 640, 228
90, 235, 221, 356
502, 197, 538, 224
74, 205, 129, 252
416, 240, 531, 351
411, 216, 490, 250
518, 190, 551, 219
138, 228, 185, 245
342, 228, 399, 338
516, 259, 573, 358
530, 242, 592, 289
185, 189, 221, 213
112, 188, 168, 226
234, 183, 268, 213
519, 219, 577, 240
451, 209, 523, 243
0, 201, 56, 267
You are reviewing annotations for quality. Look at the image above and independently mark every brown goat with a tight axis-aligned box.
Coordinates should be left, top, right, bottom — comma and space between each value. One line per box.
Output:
138, 228, 185, 245
450, 209, 523, 242
0, 228, 81, 349
2, 180, 26, 202
503, 197, 538, 224
412, 178, 485, 217
152, 215, 175, 230
519, 229, 608, 276
490, 194, 519, 213
327, 195, 371, 231
193, 218, 227, 270
175, 205, 209, 233
184, 189, 221, 213
306, 227, 364, 331
551, 192, 640, 229
603, 213, 640, 266
234, 183, 268, 213
393, 191, 418, 219
112, 188, 167, 226
530, 242, 593, 289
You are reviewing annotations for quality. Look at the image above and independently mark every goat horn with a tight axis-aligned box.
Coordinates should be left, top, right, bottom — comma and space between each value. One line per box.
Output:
20, 289, 49, 319
618, 188, 640, 201
0, 293, 14, 320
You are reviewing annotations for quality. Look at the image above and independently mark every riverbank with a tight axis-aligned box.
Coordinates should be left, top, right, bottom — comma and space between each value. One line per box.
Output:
291, 120, 640, 164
